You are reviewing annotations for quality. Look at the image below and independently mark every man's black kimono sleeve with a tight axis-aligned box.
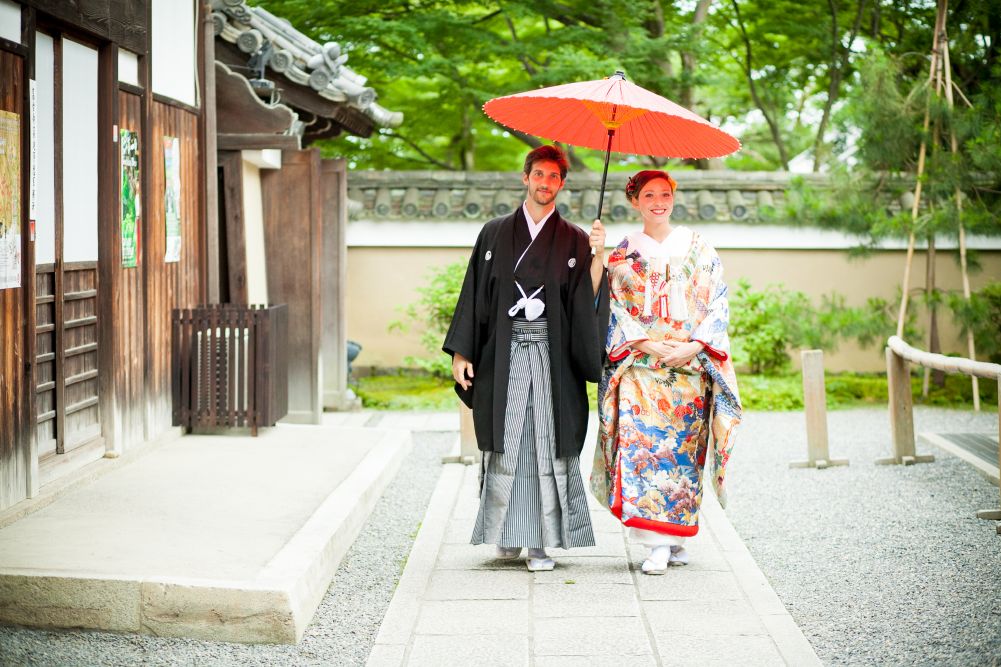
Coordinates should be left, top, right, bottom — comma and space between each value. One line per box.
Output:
442, 231, 484, 409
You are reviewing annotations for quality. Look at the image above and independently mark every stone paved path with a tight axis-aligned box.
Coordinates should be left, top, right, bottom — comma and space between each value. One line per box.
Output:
366, 427, 821, 667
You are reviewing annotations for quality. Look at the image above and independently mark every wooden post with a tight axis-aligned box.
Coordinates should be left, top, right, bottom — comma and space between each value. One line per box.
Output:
443, 402, 480, 465
791, 350, 848, 469
975, 374, 1001, 532
877, 346, 935, 466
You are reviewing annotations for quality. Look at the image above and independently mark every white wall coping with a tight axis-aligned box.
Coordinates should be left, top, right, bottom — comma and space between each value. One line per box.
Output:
347, 220, 1001, 251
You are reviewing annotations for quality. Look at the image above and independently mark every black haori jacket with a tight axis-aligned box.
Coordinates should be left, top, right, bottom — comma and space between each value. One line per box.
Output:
443, 209, 610, 458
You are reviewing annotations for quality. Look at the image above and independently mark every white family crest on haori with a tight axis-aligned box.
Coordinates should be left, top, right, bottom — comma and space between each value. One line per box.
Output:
485, 250, 492, 261
568, 257, 576, 268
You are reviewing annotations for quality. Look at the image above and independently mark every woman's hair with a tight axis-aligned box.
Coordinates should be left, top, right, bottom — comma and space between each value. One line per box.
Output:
625, 170, 677, 199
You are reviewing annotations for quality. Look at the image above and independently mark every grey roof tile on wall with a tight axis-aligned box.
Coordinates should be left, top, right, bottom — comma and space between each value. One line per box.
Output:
346, 171, 824, 224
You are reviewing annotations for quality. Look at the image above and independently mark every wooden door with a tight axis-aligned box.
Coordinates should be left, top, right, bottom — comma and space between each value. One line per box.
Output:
34, 36, 103, 483
0, 45, 31, 511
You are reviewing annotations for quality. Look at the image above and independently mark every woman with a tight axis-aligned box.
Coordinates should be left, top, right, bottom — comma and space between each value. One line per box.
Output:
590, 170, 741, 574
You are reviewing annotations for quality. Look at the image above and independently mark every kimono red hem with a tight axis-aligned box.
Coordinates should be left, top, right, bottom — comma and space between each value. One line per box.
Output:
610, 452, 701, 537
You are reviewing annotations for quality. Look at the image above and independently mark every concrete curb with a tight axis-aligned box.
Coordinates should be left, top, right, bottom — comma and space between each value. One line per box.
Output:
702, 496, 823, 666
367, 463, 466, 666
0, 429, 412, 644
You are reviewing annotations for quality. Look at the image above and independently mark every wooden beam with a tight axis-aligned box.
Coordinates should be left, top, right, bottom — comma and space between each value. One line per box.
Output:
53, 36, 65, 456
25, 0, 148, 54
214, 39, 374, 137
200, 0, 219, 304
96, 38, 120, 454
216, 133, 299, 151
218, 151, 247, 305
215, 62, 295, 135
21, 4, 38, 497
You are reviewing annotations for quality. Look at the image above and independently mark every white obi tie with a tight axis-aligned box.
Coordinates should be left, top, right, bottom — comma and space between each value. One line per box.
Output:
508, 281, 545, 320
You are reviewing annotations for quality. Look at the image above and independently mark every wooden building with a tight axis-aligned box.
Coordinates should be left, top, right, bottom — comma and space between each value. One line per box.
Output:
0, 0, 401, 513
0, 0, 209, 513
211, 0, 402, 421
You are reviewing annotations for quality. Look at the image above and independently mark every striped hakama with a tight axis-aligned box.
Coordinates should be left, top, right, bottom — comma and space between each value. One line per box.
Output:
471, 318, 595, 549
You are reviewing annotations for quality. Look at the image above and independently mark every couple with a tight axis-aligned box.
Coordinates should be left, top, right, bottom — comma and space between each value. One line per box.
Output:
443, 145, 741, 575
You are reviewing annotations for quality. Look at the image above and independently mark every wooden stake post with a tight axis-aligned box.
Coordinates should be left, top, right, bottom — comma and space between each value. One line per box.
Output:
443, 403, 480, 465
974, 375, 1001, 534
791, 350, 848, 469
877, 346, 935, 466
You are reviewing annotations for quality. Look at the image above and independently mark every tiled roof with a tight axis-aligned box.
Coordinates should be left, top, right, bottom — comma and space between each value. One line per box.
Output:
346, 170, 833, 223
212, 0, 402, 129
344, 171, 1001, 250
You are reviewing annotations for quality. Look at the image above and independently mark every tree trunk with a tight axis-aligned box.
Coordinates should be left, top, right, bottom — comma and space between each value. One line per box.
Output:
896, 1, 946, 336
813, 0, 867, 171
645, 0, 673, 80
458, 109, 475, 170
680, 0, 711, 110
731, 0, 790, 169
922, 235, 945, 396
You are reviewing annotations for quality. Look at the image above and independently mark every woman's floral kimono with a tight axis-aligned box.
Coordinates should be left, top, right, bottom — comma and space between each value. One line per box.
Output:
590, 227, 741, 537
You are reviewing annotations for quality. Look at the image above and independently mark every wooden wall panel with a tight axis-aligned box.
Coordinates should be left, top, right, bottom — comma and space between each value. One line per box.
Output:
115, 91, 145, 449
0, 50, 27, 509
62, 264, 99, 449
261, 149, 322, 424
35, 268, 56, 458
146, 101, 203, 435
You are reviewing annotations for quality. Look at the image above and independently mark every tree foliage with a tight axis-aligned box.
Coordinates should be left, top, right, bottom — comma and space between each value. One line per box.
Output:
254, 0, 996, 176
251, 0, 1000, 175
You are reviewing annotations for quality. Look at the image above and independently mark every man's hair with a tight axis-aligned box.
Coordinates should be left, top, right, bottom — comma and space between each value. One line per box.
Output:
523, 145, 569, 180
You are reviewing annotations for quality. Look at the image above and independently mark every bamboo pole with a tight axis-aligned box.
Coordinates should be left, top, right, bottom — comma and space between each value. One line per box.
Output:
922, 4, 949, 397
940, 12, 981, 411
896, 1, 947, 338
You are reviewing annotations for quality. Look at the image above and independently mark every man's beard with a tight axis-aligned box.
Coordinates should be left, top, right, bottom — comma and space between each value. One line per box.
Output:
532, 188, 555, 205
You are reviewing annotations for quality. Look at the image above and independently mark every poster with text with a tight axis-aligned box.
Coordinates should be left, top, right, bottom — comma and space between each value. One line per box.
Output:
120, 129, 140, 268
0, 110, 21, 289
163, 137, 181, 263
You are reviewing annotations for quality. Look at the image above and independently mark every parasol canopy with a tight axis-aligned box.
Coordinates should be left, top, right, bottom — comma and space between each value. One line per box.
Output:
483, 72, 741, 160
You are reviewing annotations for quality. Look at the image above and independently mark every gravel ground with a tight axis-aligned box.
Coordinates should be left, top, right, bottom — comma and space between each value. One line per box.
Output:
0, 430, 455, 667
725, 407, 1001, 667
2, 408, 998, 666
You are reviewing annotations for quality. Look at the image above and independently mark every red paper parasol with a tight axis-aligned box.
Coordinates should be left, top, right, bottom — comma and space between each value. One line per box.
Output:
484, 71, 741, 218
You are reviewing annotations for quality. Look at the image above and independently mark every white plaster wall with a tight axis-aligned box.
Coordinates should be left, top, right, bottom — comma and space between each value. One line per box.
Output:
0, 0, 19, 43
61, 39, 98, 264
34, 32, 55, 265
118, 49, 140, 86
151, 0, 196, 106
241, 160, 268, 305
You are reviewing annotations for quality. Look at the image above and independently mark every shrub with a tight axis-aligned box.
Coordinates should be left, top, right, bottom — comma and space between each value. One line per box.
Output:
728, 280, 831, 373
390, 261, 466, 377
949, 281, 1001, 364
728, 280, 911, 374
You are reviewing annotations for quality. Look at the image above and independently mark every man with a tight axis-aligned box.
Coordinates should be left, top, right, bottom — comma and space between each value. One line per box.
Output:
443, 145, 609, 571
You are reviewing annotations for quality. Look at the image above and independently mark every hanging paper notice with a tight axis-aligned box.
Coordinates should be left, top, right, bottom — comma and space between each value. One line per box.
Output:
0, 110, 21, 290
163, 136, 181, 263
30, 80, 37, 224
120, 129, 140, 268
